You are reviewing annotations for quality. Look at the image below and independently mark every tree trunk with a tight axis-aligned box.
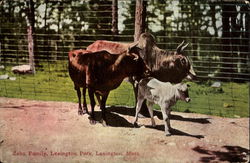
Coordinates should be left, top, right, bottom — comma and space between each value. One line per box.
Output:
112, 0, 118, 38
134, 0, 147, 41
26, 0, 35, 74
133, 0, 149, 117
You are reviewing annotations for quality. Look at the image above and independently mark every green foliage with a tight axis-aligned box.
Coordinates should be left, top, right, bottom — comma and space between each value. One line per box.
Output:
0, 62, 249, 118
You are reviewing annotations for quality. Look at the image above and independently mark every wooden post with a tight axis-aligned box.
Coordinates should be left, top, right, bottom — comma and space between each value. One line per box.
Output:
26, 0, 35, 74
133, 0, 149, 117
112, 0, 118, 36
134, 0, 146, 41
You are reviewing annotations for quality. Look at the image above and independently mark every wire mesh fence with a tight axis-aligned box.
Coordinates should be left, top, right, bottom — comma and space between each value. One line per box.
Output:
0, 0, 249, 117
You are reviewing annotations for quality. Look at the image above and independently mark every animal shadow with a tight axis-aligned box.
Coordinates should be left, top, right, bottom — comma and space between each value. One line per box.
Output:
108, 106, 211, 124
193, 145, 250, 162
107, 106, 135, 116
146, 125, 204, 139
89, 111, 134, 128
1, 104, 48, 110
106, 106, 207, 138
154, 110, 211, 124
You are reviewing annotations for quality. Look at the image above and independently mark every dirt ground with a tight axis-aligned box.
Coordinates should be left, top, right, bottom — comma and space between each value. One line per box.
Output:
0, 97, 249, 163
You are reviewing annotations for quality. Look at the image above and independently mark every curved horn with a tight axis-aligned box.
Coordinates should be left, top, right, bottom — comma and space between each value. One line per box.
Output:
181, 43, 189, 53
127, 41, 140, 60
176, 40, 185, 54
187, 56, 196, 76
128, 41, 140, 52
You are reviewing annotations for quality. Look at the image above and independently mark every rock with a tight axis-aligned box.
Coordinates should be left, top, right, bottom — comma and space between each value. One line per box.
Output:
223, 103, 234, 108
208, 74, 215, 77
9, 77, 16, 81
234, 115, 241, 118
0, 65, 4, 70
11, 65, 32, 74
0, 74, 8, 80
211, 82, 221, 88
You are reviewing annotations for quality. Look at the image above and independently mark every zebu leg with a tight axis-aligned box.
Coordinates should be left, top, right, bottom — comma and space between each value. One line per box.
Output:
75, 86, 83, 115
88, 88, 96, 125
147, 102, 156, 127
82, 86, 88, 114
100, 92, 109, 127
133, 97, 144, 127
129, 77, 150, 118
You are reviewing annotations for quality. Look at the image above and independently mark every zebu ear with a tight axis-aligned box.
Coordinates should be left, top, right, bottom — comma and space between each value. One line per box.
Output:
176, 83, 188, 91
176, 83, 186, 92
176, 40, 185, 54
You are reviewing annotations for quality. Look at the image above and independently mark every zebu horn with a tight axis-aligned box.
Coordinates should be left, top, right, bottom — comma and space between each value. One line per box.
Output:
181, 43, 189, 53
128, 41, 140, 51
128, 41, 140, 60
176, 40, 185, 54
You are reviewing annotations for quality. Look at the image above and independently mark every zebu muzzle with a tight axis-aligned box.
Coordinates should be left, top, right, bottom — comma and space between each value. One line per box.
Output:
185, 97, 191, 103
186, 65, 197, 81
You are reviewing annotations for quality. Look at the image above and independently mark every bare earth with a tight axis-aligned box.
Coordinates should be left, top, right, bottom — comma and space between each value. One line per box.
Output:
0, 97, 249, 163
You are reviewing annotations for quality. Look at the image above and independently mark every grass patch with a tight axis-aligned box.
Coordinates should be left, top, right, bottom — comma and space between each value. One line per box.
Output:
0, 61, 249, 118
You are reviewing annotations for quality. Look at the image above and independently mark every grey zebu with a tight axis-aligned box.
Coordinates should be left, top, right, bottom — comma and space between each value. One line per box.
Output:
133, 77, 191, 136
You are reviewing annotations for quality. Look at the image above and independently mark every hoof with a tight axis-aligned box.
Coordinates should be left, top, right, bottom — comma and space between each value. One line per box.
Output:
152, 122, 156, 128
88, 117, 96, 125
133, 122, 140, 128
78, 110, 83, 115
165, 132, 171, 136
102, 120, 108, 127
89, 119, 96, 125
82, 107, 89, 115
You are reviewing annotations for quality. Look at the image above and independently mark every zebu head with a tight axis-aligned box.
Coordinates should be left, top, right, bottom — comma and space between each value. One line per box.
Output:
175, 83, 191, 103
130, 33, 156, 61
129, 33, 197, 83
68, 49, 89, 71
127, 43, 151, 80
175, 41, 197, 81
146, 39, 197, 83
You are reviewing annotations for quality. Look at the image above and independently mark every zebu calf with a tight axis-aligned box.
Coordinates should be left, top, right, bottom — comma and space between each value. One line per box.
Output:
133, 77, 191, 136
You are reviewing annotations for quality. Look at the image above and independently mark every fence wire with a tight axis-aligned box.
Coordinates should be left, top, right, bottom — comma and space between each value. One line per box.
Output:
0, 0, 249, 117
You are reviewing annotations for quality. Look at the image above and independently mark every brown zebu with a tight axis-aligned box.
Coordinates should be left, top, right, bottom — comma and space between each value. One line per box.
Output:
68, 49, 149, 126
68, 49, 91, 115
